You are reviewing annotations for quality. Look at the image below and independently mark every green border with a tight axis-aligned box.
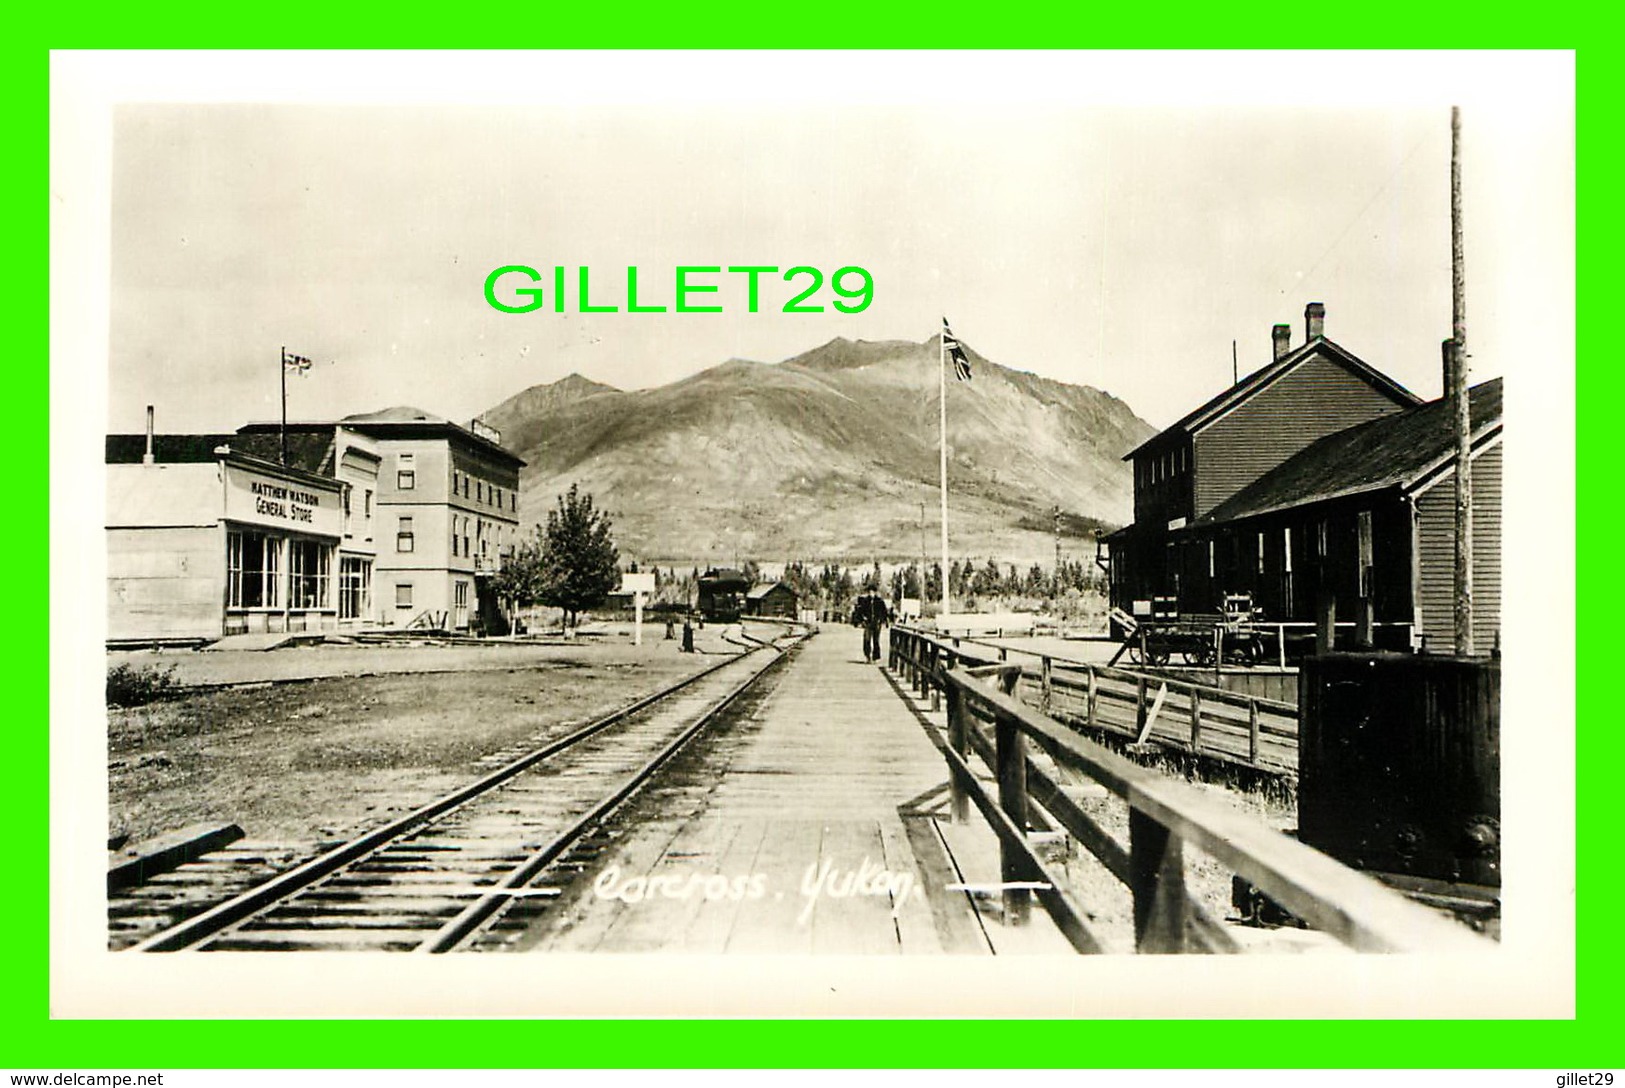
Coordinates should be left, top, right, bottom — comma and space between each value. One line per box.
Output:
15, 20, 1595, 1071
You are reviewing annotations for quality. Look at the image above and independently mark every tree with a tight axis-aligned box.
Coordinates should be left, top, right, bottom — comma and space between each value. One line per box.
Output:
539, 484, 621, 629
491, 539, 547, 618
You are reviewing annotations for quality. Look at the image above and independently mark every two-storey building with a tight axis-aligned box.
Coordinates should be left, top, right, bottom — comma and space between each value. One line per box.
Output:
1103, 303, 1502, 655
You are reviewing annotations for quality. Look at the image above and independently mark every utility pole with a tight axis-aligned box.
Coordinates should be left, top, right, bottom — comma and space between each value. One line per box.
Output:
280, 345, 288, 465
1450, 105, 1475, 656
1053, 504, 1063, 596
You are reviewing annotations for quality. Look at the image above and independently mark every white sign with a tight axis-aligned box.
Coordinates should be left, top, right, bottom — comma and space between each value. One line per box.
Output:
223, 462, 342, 537
620, 573, 656, 594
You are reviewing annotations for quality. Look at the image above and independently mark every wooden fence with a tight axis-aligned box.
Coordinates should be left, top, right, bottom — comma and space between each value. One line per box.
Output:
888, 625, 1489, 954
898, 629, 1299, 775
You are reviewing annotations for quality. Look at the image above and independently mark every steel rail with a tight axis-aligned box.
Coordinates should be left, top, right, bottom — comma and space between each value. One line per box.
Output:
129, 645, 769, 953
419, 642, 793, 952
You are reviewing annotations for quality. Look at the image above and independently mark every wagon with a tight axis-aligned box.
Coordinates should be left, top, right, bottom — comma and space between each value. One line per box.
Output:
1120, 594, 1269, 667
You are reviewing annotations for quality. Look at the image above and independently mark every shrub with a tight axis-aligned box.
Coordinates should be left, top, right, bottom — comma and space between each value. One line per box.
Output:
107, 663, 182, 708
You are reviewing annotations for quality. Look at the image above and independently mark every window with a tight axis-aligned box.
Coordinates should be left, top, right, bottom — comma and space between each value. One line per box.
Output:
364, 489, 373, 518
397, 469, 415, 490
477, 480, 484, 503
454, 581, 470, 627
340, 556, 371, 619
396, 583, 413, 608
341, 487, 352, 535
227, 530, 280, 608
495, 487, 502, 510
397, 516, 415, 553
288, 540, 331, 610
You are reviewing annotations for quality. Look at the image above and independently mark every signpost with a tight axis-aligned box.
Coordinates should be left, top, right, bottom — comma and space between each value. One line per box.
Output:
620, 572, 656, 646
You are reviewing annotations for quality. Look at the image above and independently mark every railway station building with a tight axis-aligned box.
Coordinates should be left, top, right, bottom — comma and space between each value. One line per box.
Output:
1103, 303, 1502, 655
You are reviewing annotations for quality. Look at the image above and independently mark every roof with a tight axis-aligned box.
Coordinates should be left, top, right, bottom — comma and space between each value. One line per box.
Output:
341, 405, 448, 424
746, 582, 794, 599
238, 412, 525, 467
107, 434, 237, 464
1123, 337, 1423, 461
700, 568, 750, 587
1197, 378, 1503, 527
109, 432, 338, 475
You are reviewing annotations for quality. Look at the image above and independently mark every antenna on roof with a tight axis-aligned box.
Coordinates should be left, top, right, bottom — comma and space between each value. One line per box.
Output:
1232, 340, 1238, 385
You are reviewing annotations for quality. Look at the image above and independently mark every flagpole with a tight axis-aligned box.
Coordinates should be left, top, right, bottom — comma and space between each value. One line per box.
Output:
938, 327, 951, 620
279, 345, 288, 466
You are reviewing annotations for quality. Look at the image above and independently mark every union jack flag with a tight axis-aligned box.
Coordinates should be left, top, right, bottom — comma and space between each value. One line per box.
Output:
283, 350, 313, 374
943, 318, 971, 381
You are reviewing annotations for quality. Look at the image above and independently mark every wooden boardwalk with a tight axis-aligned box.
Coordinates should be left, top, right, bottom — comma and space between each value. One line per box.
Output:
519, 627, 1071, 954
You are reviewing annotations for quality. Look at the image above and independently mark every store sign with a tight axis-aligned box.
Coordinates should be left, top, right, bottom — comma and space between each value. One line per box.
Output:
224, 463, 341, 537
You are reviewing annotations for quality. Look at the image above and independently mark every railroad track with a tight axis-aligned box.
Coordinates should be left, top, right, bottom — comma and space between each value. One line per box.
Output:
122, 631, 799, 953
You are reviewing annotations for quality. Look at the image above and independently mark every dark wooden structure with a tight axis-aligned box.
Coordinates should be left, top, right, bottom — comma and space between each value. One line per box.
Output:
1298, 652, 1500, 892
697, 568, 750, 623
744, 581, 798, 619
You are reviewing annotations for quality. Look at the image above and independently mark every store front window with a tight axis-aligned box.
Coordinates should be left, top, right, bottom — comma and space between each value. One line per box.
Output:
288, 539, 332, 610
227, 530, 281, 608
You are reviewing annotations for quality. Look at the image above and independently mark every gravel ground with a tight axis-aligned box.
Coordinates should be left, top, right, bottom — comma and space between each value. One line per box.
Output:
107, 627, 748, 846
108, 621, 743, 688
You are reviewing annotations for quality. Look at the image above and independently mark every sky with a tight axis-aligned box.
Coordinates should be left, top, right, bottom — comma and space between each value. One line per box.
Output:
85, 52, 1572, 433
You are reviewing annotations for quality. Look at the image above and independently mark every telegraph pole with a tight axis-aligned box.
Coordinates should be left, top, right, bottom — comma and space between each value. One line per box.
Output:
1450, 105, 1475, 656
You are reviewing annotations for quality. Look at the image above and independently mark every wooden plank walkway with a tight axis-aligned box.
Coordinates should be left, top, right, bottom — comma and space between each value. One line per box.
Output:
521, 627, 1070, 953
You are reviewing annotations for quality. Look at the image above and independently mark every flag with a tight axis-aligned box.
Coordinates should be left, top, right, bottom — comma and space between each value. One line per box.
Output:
283, 351, 313, 375
943, 317, 971, 381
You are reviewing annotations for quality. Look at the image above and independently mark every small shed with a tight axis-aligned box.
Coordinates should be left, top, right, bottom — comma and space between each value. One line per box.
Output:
745, 581, 798, 619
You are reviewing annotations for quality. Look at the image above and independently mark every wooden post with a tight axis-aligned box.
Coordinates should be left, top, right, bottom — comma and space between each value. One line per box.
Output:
1214, 626, 1223, 687
929, 643, 942, 712
1277, 623, 1287, 669
1135, 676, 1149, 737
1248, 698, 1261, 766
996, 710, 1031, 926
1040, 656, 1053, 715
1316, 593, 1337, 654
1189, 687, 1202, 753
1086, 667, 1098, 729
947, 682, 970, 824
1128, 808, 1187, 952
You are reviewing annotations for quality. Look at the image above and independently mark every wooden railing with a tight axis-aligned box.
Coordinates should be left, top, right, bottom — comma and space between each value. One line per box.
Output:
888, 625, 1489, 954
900, 629, 1299, 774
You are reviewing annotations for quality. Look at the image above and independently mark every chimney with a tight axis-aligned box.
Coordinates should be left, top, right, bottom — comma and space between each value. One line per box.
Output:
1271, 324, 1291, 361
143, 405, 155, 465
1305, 301, 1326, 341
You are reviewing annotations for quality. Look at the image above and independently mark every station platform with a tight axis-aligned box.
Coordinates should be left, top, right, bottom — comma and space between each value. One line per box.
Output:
521, 626, 1075, 954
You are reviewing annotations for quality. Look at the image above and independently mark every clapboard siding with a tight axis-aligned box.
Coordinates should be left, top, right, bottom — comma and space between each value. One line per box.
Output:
1193, 355, 1410, 516
107, 525, 225, 640
1414, 438, 1503, 655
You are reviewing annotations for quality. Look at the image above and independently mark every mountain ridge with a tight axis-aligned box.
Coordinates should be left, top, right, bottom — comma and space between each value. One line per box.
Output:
481, 336, 1155, 564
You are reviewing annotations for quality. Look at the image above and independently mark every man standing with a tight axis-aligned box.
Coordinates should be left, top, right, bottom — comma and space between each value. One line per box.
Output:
851, 587, 892, 664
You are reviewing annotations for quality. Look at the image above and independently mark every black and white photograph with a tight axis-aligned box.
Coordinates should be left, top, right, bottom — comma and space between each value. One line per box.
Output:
51, 51, 1574, 1017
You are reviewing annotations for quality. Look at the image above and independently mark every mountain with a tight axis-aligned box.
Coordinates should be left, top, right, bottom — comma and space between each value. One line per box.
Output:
480, 336, 1155, 565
